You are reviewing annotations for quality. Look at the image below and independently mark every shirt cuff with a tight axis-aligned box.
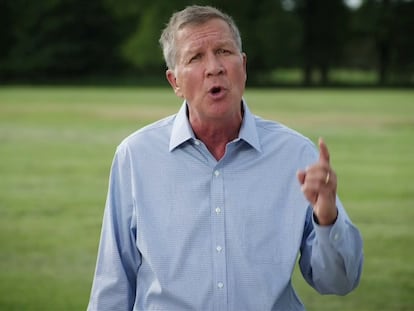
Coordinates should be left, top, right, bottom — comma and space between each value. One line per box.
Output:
312, 209, 346, 246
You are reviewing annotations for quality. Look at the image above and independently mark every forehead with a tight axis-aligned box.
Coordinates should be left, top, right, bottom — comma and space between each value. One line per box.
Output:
176, 18, 235, 51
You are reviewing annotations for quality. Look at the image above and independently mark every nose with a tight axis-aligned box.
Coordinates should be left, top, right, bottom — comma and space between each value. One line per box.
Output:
205, 54, 224, 77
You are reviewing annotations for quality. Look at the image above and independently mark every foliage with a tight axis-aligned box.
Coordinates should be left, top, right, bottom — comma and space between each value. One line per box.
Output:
295, 0, 350, 85
1, 0, 123, 79
0, 0, 413, 85
348, 0, 414, 85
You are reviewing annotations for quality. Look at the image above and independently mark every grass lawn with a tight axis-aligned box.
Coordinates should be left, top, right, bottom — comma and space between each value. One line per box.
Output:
0, 86, 413, 310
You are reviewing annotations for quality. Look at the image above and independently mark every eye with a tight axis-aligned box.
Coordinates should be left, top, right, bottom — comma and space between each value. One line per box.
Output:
189, 53, 201, 63
217, 48, 231, 55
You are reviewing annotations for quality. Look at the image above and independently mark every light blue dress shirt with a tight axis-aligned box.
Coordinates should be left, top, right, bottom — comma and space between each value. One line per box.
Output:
87, 101, 363, 311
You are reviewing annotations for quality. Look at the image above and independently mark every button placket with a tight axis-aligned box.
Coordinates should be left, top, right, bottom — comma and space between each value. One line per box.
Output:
211, 167, 227, 309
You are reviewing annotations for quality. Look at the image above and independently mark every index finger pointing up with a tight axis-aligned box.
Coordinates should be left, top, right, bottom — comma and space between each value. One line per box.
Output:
318, 137, 330, 164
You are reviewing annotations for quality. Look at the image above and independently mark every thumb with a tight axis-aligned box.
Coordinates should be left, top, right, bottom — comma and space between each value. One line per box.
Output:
297, 170, 306, 185
318, 137, 330, 164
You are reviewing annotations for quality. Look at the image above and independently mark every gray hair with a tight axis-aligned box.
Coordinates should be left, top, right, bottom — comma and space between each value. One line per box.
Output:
159, 5, 242, 70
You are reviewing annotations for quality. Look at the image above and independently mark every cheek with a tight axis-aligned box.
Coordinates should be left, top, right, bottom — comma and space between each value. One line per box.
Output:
177, 71, 201, 96
239, 63, 248, 85
231, 68, 247, 89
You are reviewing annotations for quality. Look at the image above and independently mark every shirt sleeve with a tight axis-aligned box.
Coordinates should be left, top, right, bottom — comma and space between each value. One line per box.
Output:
87, 145, 141, 311
299, 202, 364, 295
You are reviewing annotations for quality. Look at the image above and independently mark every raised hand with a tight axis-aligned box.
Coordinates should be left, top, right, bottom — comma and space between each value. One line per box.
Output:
297, 138, 338, 225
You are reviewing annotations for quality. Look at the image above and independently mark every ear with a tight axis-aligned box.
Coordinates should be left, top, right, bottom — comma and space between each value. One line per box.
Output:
166, 69, 183, 98
242, 52, 247, 82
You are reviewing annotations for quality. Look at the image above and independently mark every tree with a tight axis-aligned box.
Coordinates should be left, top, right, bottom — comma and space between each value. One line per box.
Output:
1, 0, 411, 85
211, 0, 301, 84
392, 1, 414, 84
3, 0, 123, 80
111, 0, 211, 73
295, 0, 350, 85
0, 0, 17, 80
355, 0, 414, 85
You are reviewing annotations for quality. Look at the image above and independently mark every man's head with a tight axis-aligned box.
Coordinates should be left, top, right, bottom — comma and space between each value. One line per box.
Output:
159, 5, 247, 126
160, 5, 242, 71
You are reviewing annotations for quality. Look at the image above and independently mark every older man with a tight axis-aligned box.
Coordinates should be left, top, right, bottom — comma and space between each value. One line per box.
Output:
87, 5, 363, 311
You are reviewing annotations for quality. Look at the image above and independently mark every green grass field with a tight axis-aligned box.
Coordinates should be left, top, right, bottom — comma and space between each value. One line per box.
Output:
1, 86, 413, 310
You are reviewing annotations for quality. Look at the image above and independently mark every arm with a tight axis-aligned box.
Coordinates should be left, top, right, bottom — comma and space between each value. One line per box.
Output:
297, 138, 363, 294
299, 204, 363, 295
87, 145, 141, 311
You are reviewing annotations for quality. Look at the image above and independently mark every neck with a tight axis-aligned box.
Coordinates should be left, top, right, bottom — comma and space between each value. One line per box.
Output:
191, 117, 242, 160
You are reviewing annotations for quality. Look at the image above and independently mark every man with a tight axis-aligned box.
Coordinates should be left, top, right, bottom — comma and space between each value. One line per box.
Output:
87, 5, 363, 311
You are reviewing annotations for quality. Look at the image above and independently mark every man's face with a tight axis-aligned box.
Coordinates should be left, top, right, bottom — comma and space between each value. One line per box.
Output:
166, 18, 247, 123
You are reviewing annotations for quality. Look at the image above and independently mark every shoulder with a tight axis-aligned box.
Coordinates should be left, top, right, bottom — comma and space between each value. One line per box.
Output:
116, 114, 176, 154
252, 114, 318, 165
255, 115, 314, 146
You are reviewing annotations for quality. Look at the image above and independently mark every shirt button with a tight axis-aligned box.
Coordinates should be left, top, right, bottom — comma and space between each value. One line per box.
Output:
334, 233, 340, 241
215, 207, 221, 214
216, 245, 223, 252
194, 140, 200, 145
214, 170, 220, 177
217, 282, 224, 289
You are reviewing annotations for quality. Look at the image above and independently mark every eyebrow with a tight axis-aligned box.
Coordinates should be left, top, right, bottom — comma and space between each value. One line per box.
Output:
185, 39, 235, 54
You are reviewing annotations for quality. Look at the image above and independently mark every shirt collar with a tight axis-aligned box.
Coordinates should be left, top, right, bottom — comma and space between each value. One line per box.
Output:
169, 102, 195, 151
169, 99, 262, 153
239, 100, 262, 152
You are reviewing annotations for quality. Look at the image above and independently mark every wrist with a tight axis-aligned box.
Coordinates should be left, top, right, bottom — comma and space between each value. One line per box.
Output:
313, 207, 338, 226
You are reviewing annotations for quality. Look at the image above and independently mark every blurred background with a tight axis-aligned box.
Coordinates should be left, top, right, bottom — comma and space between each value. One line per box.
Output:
0, 0, 413, 86
1, 1, 413, 311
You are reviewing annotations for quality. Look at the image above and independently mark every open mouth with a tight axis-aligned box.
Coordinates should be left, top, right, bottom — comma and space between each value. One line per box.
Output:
209, 86, 223, 95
